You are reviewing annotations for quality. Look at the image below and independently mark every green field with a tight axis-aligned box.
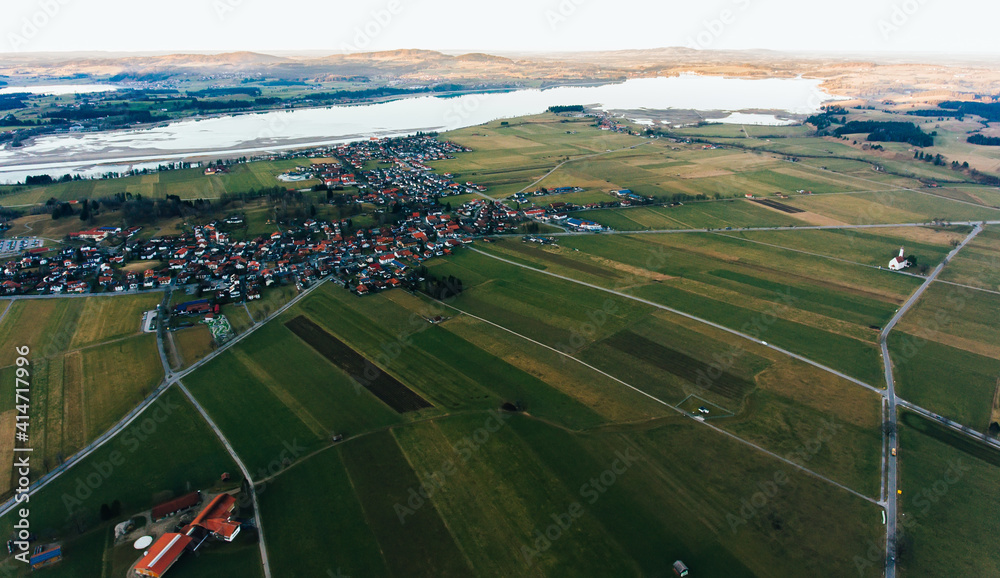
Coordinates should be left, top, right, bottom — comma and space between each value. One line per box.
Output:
472, 232, 910, 386
727, 225, 970, 269
425, 248, 881, 493
938, 225, 1000, 292
897, 410, 1000, 576
583, 200, 806, 231
259, 410, 882, 577
0, 388, 239, 562
782, 190, 1000, 225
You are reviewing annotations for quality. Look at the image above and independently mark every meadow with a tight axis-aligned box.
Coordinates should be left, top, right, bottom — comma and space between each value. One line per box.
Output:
891, 283, 1000, 432
0, 388, 240, 577
0, 296, 164, 494
938, 225, 1000, 292
258, 411, 884, 577
896, 410, 1000, 576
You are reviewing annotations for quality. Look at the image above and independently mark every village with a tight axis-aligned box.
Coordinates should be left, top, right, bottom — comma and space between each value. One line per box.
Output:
0, 136, 538, 300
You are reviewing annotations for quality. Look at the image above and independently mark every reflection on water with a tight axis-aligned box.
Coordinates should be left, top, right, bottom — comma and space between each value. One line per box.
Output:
0, 75, 834, 183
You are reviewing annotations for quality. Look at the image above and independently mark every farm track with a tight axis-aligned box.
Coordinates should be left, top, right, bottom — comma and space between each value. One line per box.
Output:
0, 276, 333, 578
430, 296, 879, 504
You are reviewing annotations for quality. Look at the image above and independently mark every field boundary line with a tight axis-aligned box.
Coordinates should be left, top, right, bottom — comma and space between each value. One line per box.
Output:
176, 381, 272, 578
433, 297, 879, 504
0, 278, 331, 517
934, 279, 1000, 296
710, 232, 926, 279
515, 141, 654, 196
469, 247, 885, 397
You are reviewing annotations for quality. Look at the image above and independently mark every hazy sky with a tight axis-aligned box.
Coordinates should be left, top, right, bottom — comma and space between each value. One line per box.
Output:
2, 0, 998, 55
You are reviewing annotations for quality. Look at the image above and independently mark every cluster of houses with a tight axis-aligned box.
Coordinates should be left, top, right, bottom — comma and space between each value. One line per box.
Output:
0, 134, 617, 297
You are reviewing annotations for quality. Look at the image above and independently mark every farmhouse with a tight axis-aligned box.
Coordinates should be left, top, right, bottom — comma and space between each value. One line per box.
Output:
134, 533, 192, 577
135, 493, 244, 577
888, 247, 910, 271
151, 491, 201, 521
565, 217, 604, 232
186, 493, 241, 542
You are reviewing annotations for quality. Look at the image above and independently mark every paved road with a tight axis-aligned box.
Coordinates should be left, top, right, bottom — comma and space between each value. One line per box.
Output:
0, 286, 170, 300
177, 381, 272, 578
878, 223, 983, 578
543, 220, 1000, 237
0, 277, 331, 518
896, 399, 1000, 449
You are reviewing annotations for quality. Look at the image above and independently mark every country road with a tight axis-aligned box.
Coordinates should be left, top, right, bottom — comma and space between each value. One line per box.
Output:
878, 222, 983, 578
469, 247, 885, 396
0, 277, 331, 518
177, 381, 272, 578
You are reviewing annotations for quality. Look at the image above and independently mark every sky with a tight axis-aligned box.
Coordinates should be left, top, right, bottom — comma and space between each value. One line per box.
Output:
2, 0, 999, 56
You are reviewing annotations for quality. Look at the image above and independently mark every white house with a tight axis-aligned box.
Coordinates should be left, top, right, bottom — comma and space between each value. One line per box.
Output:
889, 247, 910, 271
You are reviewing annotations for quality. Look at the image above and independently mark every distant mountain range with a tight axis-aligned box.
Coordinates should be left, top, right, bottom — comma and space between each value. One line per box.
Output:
2, 48, 999, 99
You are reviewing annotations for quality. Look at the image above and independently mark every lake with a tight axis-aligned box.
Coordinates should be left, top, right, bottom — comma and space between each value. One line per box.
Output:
0, 75, 835, 184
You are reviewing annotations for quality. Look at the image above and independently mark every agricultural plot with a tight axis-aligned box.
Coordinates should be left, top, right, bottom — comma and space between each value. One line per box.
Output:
294, 286, 617, 429
263, 409, 883, 577
896, 410, 1000, 577
582, 200, 808, 231
781, 190, 1000, 224
174, 324, 216, 368
80, 334, 163, 439
938, 225, 1000, 292
428, 249, 882, 493
726, 225, 968, 270
476, 232, 911, 385
285, 315, 432, 413
0, 296, 165, 493
892, 284, 1000, 432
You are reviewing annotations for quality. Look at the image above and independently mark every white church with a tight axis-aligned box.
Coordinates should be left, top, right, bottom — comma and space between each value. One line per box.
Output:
888, 247, 910, 271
